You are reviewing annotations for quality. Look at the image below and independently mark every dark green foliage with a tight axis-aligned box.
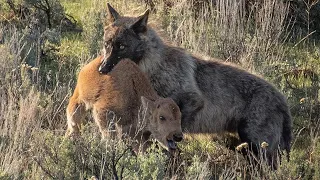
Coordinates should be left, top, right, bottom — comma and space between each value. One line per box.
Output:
288, 0, 320, 39
27, 125, 170, 179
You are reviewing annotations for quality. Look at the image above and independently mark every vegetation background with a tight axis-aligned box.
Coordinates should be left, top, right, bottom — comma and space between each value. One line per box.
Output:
0, 0, 319, 179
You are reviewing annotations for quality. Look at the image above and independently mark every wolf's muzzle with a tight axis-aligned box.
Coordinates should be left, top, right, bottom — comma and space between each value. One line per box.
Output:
99, 58, 113, 74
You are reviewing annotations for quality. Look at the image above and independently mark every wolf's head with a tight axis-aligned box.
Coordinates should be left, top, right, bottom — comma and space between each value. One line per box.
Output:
99, 3, 150, 74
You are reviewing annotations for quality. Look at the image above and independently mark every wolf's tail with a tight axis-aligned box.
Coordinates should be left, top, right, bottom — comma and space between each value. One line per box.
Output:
281, 105, 292, 162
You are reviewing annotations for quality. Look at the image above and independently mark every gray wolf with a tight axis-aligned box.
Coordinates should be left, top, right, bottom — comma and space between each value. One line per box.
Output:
98, 3, 292, 167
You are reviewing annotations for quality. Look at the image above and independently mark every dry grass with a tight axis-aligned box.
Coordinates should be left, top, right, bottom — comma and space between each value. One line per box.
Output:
0, 0, 319, 179
157, 0, 290, 73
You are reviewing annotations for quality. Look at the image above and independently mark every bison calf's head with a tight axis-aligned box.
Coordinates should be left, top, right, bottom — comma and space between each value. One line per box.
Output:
141, 96, 183, 153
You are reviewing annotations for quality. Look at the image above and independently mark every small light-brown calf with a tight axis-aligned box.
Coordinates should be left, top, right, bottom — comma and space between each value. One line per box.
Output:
65, 56, 183, 152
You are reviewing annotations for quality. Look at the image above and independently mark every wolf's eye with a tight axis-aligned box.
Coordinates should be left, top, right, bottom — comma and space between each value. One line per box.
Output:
119, 44, 125, 50
159, 116, 166, 121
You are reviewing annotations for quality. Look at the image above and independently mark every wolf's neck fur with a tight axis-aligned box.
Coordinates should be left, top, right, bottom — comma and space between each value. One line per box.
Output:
139, 28, 165, 74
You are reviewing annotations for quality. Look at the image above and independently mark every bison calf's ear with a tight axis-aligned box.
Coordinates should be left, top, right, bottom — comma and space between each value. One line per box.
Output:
107, 3, 120, 22
131, 9, 150, 33
141, 96, 155, 111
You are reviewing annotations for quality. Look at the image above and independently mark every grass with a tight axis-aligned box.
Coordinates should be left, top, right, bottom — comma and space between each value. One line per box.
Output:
0, 0, 320, 179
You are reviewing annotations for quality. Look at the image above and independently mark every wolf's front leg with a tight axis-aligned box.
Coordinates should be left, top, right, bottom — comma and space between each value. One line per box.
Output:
171, 91, 204, 127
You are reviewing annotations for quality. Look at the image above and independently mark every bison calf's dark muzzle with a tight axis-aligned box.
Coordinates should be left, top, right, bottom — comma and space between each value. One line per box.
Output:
173, 132, 183, 142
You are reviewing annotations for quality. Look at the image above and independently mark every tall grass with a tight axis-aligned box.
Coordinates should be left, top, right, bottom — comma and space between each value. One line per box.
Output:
0, 0, 319, 179
158, 0, 290, 73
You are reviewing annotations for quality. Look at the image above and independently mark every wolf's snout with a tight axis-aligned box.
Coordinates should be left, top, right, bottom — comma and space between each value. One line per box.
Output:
99, 61, 112, 74
98, 65, 104, 73
173, 132, 183, 142
98, 59, 107, 73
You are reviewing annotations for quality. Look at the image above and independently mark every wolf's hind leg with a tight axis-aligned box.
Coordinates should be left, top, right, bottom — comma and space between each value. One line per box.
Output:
237, 114, 282, 169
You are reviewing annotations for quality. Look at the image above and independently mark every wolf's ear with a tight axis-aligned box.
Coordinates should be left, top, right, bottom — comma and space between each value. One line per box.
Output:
131, 9, 150, 33
141, 96, 155, 111
107, 3, 120, 22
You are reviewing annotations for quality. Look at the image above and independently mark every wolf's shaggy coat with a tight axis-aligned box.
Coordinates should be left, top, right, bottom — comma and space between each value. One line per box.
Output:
98, 4, 292, 166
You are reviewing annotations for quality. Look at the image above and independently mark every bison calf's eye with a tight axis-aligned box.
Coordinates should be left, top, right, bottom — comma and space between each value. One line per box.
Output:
159, 116, 166, 121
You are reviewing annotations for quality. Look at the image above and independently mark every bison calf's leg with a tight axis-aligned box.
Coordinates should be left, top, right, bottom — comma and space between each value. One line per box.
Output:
66, 101, 86, 137
92, 108, 110, 139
